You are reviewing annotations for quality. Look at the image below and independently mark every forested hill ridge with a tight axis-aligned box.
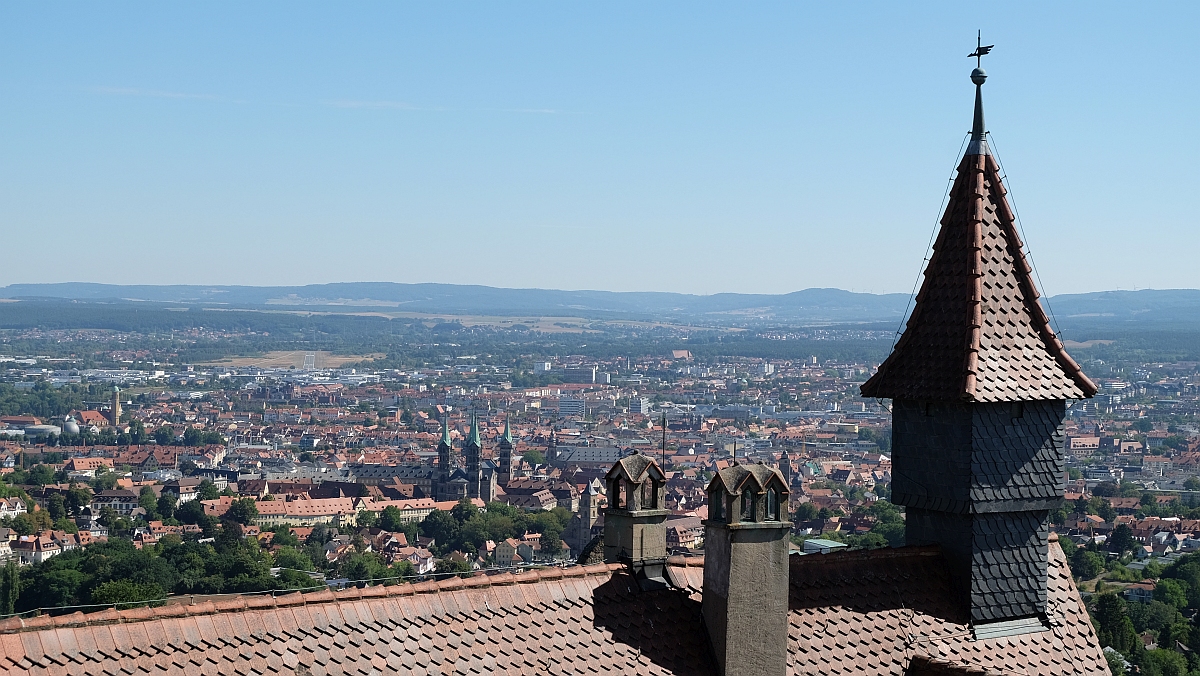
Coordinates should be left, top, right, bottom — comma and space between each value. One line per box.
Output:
3, 283, 1200, 326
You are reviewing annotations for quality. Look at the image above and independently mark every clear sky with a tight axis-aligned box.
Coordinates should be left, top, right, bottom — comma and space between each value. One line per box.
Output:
1, 3, 1196, 295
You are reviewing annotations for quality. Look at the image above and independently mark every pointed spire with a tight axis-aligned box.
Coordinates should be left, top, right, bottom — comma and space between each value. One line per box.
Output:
966, 32, 993, 156
501, 414, 513, 444
467, 413, 481, 447
440, 416, 452, 447
966, 66, 990, 156
860, 46, 1096, 403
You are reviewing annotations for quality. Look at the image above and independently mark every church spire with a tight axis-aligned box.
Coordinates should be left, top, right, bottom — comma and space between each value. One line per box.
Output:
440, 416, 452, 447
861, 45, 1096, 403
501, 414, 513, 445
467, 413, 482, 448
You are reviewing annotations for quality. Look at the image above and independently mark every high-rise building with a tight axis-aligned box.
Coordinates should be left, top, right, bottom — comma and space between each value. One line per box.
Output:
557, 397, 585, 419
562, 366, 596, 384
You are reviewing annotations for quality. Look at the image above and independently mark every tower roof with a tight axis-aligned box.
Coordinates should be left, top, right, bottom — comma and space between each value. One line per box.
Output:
501, 414, 513, 445
861, 66, 1096, 403
439, 417, 452, 448
466, 414, 481, 448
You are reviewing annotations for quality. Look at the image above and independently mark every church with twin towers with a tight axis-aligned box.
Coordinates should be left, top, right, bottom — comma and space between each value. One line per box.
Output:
431, 413, 512, 503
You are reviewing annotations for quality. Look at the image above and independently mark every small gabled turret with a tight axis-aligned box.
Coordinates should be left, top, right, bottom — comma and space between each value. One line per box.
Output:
702, 462, 791, 676
602, 453, 669, 590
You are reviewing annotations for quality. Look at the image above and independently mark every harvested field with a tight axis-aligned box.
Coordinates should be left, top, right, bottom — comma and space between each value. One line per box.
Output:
198, 351, 383, 369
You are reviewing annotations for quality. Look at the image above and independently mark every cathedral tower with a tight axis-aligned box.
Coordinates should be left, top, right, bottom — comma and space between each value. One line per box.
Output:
497, 414, 513, 486
464, 413, 483, 500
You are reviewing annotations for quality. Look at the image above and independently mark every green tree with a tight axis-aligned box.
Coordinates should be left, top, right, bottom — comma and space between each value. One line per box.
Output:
1105, 649, 1127, 676
1154, 578, 1189, 610
153, 426, 173, 445
27, 465, 54, 486
419, 510, 460, 554
1140, 648, 1186, 676
0, 560, 18, 615
540, 525, 564, 558
157, 493, 177, 521
139, 486, 160, 520
1093, 593, 1139, 656
1071, 549, 1104, 580
356, 510, 378, 528
65, 486, 92, 516
47, 493, 67, 521
1109, 524, 1136, 554
434, 557, 472, 577
522, 450, 545, 466
89, 580, 165, 608
10, 514, 35, 536
793, 502, 819, 521
223, 498, 258, 526
273, 547, 314, 572
379, 505, 404, 532
197, 480, 220, 501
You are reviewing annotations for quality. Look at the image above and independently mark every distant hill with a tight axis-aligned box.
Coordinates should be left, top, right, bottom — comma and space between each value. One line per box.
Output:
2, 283, 1198, 327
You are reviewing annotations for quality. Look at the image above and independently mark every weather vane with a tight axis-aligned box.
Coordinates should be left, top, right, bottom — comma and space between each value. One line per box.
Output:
968, 30, 994, 67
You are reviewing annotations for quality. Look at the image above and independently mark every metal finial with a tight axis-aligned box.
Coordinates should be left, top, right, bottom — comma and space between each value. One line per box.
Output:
966, 31, 993, 156
968, 30, 994, 69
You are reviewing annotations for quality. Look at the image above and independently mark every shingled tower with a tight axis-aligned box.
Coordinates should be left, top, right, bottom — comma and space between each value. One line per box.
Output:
861, 57, 1096, 628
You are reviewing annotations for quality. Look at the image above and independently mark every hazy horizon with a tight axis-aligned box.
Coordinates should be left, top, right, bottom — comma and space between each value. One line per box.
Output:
2, 3, 1196, 296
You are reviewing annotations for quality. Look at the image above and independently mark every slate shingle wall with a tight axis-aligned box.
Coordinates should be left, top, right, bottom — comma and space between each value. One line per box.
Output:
970, 400, 1066, 510
892, 399, 974, 512
894, 397, 1065, 623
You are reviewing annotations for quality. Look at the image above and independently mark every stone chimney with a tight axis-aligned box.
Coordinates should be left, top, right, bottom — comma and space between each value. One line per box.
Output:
702, 462, 791, 676
603, 453, 669, 590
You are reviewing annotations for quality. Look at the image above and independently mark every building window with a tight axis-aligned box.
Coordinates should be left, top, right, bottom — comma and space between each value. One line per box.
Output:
711, 490, 725, 522
766, 488, 780, 521
741, 490, 755, 522
642, 480, 657, 510
610, 481, 623, 509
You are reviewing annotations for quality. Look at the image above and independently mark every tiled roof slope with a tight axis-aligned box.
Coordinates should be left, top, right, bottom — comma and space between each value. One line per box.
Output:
861, 151, 1096, 403
0, 542, 1106, 676
785, 538, 1108, 675
0, 563, 716, 676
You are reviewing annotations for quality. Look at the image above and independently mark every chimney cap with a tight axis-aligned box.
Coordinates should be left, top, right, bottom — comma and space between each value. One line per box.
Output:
706, 463, 788, 497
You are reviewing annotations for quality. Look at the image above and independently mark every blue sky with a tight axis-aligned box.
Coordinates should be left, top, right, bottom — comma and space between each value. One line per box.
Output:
1, 3, 1195, 295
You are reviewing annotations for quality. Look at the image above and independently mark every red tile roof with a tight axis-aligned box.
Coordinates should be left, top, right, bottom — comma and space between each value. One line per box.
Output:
861, 151, 1096, 403
0, 563, 715, 676
0, 541, 1104, 675
783, 538, 1107, 675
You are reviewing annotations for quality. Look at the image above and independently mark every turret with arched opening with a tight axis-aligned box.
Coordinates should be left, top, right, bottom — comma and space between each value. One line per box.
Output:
602, 453, 670, 590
